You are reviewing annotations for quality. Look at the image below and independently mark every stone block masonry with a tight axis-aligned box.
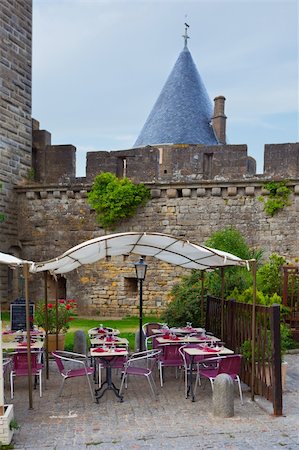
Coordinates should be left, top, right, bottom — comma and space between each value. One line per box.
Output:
14, 179, 299, 316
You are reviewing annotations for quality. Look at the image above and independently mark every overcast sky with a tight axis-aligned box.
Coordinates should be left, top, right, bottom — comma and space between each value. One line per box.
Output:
32, 0, 298, 176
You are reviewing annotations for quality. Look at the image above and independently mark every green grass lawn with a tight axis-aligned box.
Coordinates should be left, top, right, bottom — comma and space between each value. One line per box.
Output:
65, 316, 160, 351
1, 312, 159, 351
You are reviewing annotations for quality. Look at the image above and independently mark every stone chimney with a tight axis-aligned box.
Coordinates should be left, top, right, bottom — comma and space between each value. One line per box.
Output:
212, 96, 227, 144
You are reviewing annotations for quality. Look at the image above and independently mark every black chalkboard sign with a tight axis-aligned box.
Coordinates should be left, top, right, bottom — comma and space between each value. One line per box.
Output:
10, 298, 34, 331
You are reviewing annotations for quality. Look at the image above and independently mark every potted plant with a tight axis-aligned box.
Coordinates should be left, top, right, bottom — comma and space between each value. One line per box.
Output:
34, 299, 77, 352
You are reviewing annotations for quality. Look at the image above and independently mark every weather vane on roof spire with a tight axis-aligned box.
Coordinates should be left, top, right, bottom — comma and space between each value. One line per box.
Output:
182, 22, 190, 47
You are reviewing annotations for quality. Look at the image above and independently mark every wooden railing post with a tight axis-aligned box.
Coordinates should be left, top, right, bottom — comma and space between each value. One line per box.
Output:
270, 304, 282, 416
227, 298, 236, 350
282, 266, 288, 307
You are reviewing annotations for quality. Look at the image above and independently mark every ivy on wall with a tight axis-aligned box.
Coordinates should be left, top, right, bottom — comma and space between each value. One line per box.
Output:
87, 172, 151, 230
258, 180, 291, 216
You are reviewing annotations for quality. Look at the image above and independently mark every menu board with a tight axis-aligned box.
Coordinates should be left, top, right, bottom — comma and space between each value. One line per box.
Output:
10, 299, 34, 331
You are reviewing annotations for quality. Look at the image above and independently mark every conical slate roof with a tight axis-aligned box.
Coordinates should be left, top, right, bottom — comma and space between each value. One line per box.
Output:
133, 45, 219, 147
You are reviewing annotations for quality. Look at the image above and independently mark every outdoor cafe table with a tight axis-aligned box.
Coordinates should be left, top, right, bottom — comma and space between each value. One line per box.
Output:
183, 346, 234, 402
90, 337, 128, 347
2, 329, 45, 339
152, 327, 205, 335
88, 328, 120, 337
90, 347, 128, 403
156, 335, 220, 345
2, 341, 44, 351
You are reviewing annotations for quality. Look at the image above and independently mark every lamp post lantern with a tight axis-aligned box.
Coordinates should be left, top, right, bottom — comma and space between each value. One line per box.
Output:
134, 257, 147, 351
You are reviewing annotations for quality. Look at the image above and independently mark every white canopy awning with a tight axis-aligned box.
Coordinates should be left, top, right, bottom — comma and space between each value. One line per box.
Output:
0, 252, 32, 267
30, 232, 249, 274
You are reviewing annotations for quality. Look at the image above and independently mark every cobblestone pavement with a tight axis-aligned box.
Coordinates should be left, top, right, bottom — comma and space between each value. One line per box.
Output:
6, 352, 299, 450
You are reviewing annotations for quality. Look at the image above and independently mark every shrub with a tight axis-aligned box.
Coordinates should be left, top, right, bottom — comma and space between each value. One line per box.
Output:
161, 271, 204, 327
258, 180, 291, 216
241, 323, 295, 362
256, 253, 286, 296
204, 227, 262, 298
87, 172, 151, 229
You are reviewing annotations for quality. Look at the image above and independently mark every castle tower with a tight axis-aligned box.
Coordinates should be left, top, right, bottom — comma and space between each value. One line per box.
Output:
134, 26, 219, 148
0, 1, 33, 302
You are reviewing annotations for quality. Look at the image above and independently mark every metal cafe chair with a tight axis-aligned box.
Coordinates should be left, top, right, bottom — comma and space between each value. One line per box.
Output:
145, 334, 163, 351
142, 322, 163, 338
158, 343, 184, 387
10, 350, 44, 398
179, 344, 212, 399
52, 351, 94, 400
119, 349, 161, 398
198, 354, 243, 404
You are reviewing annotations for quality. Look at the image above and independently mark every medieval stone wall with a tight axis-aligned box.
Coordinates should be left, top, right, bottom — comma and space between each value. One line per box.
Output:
0, 0, 32, 301
14, 179, 299, 316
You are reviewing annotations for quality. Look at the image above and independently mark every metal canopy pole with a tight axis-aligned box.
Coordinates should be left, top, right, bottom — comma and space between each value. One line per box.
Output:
55, 279, 59, 350
201, 271, 205, 325
23, 263, 33, 409
138, 279, 143, 352
220, 267, 225, 341
251, 260, 257, 401
44, 271, 49, 379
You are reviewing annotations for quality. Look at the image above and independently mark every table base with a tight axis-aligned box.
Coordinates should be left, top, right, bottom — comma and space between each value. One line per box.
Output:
95, 366, 123, 403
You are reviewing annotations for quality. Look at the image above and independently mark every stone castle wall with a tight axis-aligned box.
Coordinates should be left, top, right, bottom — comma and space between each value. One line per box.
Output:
1, 1, 299, 316
0, 1, 32, 301
14, 178, 299, 316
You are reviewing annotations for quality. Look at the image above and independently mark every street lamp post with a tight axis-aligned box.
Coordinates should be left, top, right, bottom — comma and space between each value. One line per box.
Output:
134, 257, 148, 352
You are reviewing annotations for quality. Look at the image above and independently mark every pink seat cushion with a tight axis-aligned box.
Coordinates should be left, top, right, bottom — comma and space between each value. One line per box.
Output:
126, 366, 151, 376
65, 367, 94, 378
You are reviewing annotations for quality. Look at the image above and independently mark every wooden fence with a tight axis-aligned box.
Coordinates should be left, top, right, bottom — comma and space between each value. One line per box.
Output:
205, 296, 283, 416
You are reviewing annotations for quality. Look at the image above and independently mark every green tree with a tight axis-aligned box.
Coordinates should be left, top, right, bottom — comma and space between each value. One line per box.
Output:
204, 227, 262, 297
205, 226, 261, 260
87, 172, 151, 230
161, 270, 204, 327
162, 227, 262, 326
256, 253, 286, 296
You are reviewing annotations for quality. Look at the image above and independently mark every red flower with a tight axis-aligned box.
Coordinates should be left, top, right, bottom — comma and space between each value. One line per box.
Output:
48, 303, 53, 309
66, 304, 71, 310
59, 299, 65, 304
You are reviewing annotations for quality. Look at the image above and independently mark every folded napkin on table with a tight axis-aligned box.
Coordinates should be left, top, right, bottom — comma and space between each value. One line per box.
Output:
204, 347, 219, 353
93, 348, 106, 353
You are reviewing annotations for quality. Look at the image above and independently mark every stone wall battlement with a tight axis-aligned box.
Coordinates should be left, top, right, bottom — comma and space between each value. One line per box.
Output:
17, 180, 299, 202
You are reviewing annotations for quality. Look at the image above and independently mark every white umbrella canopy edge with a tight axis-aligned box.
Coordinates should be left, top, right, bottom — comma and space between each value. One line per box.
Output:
0, 252, 34, 267
29, 231, 249, 274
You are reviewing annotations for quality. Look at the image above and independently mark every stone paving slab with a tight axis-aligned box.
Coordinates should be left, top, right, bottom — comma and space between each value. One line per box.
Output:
5, 352, 299, 449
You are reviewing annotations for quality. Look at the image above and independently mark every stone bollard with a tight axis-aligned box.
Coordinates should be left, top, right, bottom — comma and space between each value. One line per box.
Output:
213, 373, 234, 418
73, 330, 87, 355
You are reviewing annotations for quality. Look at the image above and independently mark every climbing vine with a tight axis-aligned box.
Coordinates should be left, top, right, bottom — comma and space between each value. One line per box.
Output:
87, 172, 151, 230
258, 180, 291, 216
